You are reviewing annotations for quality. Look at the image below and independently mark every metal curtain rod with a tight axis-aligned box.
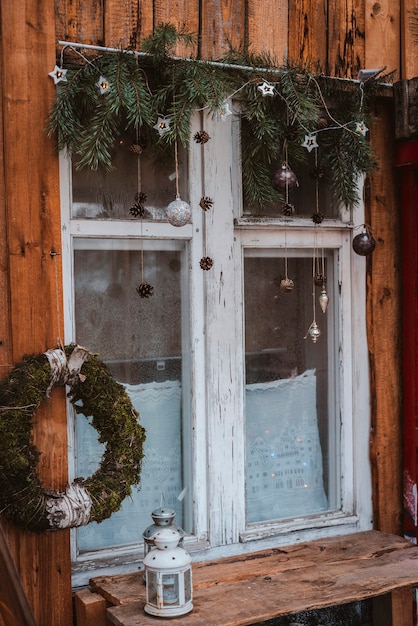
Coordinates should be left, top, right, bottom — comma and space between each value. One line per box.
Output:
58, 40, 373, 84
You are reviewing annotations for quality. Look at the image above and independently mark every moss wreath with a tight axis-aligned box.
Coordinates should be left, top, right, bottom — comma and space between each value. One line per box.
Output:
0, 344, 146, 531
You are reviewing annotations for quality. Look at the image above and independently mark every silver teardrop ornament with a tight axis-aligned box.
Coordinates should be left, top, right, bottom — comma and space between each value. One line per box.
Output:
319, 287, 329, 313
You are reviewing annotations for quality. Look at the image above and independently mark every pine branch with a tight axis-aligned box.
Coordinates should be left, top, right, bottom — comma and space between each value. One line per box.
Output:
45, 65, 96, 151
140, 22, 195, 60
74, 99, 121, 170
241, 118, 281, 208
45, 23, 380, 206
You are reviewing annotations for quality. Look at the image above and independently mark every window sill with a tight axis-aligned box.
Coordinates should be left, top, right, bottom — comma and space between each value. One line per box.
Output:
240, 511, 362, 543
234, 216, 353, 229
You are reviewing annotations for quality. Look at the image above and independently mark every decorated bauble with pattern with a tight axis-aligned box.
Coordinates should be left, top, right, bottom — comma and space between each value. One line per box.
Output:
166, 197, 192, 227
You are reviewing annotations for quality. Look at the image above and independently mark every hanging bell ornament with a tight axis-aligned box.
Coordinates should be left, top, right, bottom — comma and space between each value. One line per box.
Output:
272, 164, 299, 191
309, 321, 321, 343
352, 225, 376, 256
166, 197, 192, 227
319, 287, 329, 313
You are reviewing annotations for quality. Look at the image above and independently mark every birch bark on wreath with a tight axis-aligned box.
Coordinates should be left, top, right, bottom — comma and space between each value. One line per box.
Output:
0, 345, 146, 531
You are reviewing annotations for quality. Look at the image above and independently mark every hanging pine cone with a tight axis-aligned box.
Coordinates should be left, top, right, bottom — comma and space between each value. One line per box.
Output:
194, 130, 210, 144
200, 256, 214, 271
312, 212, 324, 224
314, 273, 326, 286
129, 136, 147, 153
280, 277, 294, 291
129, 143, 143, 155
136, 282, 154, 298
199, 196, 214, 211
317, 116, 328, 129
129, 192, 147, 218
283, 124, 298, 141
309, 166, 325, 180
282, 202, 295, 216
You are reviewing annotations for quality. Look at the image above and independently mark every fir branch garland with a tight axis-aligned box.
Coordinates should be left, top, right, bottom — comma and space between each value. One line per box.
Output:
47, 24, 383, 209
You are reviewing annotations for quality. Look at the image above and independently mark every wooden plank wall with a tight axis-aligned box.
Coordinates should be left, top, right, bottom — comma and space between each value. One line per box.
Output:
0, 0, 410, 624
0, 1, 71, 625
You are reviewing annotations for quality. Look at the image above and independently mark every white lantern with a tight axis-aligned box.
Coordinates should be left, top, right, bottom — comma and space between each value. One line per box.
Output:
143, 506, 185, 556
143, 528, 193, 618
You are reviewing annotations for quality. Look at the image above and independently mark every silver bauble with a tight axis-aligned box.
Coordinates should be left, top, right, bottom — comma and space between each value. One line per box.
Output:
309, 321, 321, 343
166, 197, 192, 227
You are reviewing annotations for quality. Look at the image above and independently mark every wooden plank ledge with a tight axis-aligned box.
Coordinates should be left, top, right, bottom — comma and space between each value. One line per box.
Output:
87, 531, 418, 626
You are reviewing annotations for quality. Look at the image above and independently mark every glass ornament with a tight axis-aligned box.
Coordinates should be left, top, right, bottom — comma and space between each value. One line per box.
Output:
272, 164, 298, 190
309, 321, 321, 343
352, 226, 376, 256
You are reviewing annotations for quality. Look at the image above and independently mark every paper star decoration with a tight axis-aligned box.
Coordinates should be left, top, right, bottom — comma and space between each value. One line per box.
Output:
302, 134, 319, 152
355, 121, 369, 136
217, 101, 232, 121
257, 81, 275, 97
48, 65, 67, 85
97, 76, 111, 94
153, 116, 171, 136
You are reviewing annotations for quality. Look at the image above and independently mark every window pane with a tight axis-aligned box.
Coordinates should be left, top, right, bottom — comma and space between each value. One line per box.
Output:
73, 240, 188, 551
71, 132, 187, 220
244, 251, 338, 524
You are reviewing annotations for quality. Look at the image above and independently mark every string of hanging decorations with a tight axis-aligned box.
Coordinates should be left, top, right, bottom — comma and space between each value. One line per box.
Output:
46, 23, 388, 214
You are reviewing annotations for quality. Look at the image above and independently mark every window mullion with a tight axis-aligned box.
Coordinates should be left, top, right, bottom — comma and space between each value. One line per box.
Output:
203, 112, 246, 546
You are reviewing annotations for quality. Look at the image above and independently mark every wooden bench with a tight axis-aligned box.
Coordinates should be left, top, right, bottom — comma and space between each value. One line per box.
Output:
75, 530, 418, 626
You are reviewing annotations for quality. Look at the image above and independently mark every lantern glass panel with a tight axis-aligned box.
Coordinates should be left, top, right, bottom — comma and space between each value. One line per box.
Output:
146, 571, 158, 605
162, 573, 180, 605
184, 569, 192, 603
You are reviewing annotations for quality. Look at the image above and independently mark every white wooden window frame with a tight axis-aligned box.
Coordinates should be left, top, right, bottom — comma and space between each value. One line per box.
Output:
60, 111, 372, 587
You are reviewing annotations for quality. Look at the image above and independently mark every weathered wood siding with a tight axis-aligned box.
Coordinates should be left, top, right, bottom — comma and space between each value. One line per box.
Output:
0, 1, 412, 624
0, 1, 71, 625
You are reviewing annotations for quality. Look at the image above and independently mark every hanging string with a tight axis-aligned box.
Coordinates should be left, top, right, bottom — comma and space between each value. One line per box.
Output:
135, 136, 153, 297
284, 139, 289, 206
140, 247, 144, 285
279, 123, 294, 291
174, 139, 180, 199
279, 230, 294, 290
284, 243, 289, 280
136, 124, 147, 294
172, 66, 180, 201
313, 232, 317, 322
200, 117, 207, 259
304, 233, 321, 342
